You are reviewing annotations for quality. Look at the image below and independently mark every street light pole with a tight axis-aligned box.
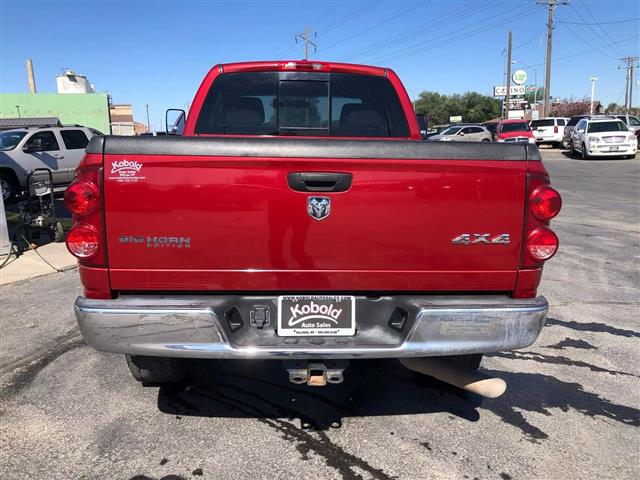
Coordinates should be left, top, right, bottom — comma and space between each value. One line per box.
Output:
589, 77, 598, 114
145, 104, 151, 133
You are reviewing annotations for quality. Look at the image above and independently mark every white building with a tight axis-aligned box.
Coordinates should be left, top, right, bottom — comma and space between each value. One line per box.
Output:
56, 70, 95, 94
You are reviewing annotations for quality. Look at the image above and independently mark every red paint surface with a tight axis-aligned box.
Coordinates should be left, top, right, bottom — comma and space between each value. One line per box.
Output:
103, 155, 527, 291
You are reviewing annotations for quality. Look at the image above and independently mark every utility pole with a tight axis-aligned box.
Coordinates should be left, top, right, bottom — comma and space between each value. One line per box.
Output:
619, 56, 639, 113
504, 31, 512, 119
537, 0, 569, 117
145, 104, 151, 133
295, 27, 317, 60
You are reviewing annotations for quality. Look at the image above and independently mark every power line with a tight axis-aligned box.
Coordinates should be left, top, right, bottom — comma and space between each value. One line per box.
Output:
370, 4, 537, 65
277, 42, 298, 58
354, 2, 520, 63
558, 17, 640, 25
276, 1, 378, 58
578, 0, 629, 56
317, 2, 426, 54
513, 29, 545, 50
529, 34, 638, 67
317, 1, 381, 37
340, 1, 475, 60
559, 20, 619, 60
569, 2, 626, 57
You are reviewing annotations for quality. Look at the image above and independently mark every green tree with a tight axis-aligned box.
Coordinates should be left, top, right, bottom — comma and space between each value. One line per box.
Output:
414, 91, 501, 125
606, 103, 640, 116
524, 87, 544, 106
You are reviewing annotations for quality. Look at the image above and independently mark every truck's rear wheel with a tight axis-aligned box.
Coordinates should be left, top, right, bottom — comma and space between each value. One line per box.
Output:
125, 355, 185, 383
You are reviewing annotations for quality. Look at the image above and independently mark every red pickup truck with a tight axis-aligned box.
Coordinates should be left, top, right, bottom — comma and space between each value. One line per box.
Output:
65, 61, 561, 390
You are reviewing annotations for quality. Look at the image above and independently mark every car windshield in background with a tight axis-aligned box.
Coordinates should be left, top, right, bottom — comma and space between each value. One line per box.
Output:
0, 131, 27, 151
501, 122, 529, 133
587, 121, 628, 133
195, 72, 409, 137
441, 126, 462, 135
531, 119, 554, 128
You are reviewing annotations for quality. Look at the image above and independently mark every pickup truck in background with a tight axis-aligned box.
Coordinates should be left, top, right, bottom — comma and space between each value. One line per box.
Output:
0, 126, 98, 202
65, 61, 561, 393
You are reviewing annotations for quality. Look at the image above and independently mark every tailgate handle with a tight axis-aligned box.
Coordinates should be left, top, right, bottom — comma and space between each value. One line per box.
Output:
288, 172, 352, 192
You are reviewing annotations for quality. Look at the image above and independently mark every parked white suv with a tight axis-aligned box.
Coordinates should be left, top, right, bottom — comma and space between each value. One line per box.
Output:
570, 118, 637, 159
0, 126, 99, 201
531, 117, 568, 148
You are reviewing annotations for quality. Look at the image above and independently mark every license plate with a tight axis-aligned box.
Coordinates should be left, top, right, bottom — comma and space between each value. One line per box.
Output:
277, 295, 355, 337
609, 146, 619, 151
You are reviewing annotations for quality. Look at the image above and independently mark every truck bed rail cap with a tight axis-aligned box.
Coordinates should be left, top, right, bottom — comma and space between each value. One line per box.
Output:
87, 136, 540, 161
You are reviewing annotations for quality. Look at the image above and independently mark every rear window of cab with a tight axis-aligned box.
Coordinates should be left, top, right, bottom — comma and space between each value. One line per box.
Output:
195, 72, 410, 138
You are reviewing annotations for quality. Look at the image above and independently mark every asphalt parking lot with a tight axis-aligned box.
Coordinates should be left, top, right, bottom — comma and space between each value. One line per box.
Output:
1, 148, 638, 480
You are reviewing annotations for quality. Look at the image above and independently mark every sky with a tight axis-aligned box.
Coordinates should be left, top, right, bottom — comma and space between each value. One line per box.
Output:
1, 0, 639, 130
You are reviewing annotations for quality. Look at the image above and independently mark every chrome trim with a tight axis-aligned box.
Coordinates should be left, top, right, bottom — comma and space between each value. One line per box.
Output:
74, 295, 548, 359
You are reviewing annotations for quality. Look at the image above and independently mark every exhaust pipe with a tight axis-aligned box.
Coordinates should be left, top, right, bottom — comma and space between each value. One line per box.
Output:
400, 357, 507, 399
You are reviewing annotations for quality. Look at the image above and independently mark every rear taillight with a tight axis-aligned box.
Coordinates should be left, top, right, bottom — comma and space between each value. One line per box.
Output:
554, 125, 558, 134
521, 173, 562, 269
526, 227, 559, 261
64, 180, 98, 216
66, 224, 99, 258
64, 165, 105, 267
530, 185, 562, 221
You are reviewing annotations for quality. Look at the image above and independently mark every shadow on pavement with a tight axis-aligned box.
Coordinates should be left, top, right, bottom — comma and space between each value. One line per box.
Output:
157, 355, 640, 442
157, 358, 482, 431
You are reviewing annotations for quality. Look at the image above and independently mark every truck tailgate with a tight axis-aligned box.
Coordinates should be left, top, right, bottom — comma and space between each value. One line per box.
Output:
100, 137, 533, 292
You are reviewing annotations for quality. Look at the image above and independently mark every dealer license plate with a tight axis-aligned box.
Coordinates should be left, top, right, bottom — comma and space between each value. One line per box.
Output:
277, 295, 356, 337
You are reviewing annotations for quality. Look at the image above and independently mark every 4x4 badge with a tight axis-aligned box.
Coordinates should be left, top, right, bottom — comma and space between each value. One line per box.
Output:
452, 233, 510, 245
308, 197, 331, 220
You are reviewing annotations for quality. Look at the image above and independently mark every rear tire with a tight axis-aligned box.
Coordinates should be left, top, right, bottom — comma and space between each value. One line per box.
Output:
581, 143, 589, 160
125, 355, 185, 383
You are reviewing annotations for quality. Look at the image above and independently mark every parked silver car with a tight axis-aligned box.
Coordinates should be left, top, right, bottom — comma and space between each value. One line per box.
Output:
427, 124, 492, 142
0, 126, 99, 201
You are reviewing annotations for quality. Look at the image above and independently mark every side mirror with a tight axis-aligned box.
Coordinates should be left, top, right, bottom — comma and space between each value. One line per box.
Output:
166, 109, 186, 135
458, 131, 465, 136
22, 145, 34, 153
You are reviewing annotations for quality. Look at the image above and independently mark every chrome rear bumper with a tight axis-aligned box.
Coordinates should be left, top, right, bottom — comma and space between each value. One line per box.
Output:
74, 295, 548, 359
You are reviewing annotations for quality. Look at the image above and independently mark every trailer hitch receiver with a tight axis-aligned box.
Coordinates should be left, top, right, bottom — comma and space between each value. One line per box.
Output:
283, 360, 349, 387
